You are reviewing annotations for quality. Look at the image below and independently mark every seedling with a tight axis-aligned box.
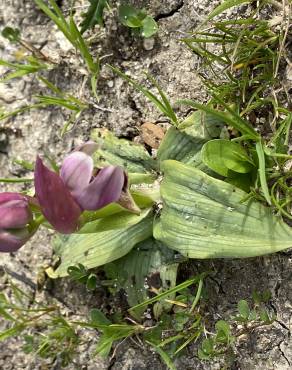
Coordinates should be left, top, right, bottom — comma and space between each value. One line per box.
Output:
118, 4, 158, 38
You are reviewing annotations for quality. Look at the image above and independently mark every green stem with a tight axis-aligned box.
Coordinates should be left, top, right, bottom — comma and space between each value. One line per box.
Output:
189, 278, 203, 313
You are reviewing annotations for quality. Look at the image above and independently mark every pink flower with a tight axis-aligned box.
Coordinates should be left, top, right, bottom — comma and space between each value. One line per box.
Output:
0, 192, 33, 252
34, 142, 125, 234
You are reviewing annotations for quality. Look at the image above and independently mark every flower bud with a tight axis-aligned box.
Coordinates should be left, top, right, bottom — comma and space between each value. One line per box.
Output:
0, 192, 33, 252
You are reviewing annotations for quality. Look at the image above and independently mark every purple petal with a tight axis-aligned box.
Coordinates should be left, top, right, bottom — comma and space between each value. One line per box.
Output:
0, 193, 32, 229
60, 151, 93, 193
0, 229, 30, 253
74, 166, 125, 211
74, 141, 99, 155
34, 157, 82, 234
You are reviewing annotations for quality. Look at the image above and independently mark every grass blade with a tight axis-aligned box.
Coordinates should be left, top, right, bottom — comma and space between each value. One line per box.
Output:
147, 341, 177, 370
177, 99, 258, 139
256, 141, 272, 205
109, 65, 177, 124
207, 0, 251, 22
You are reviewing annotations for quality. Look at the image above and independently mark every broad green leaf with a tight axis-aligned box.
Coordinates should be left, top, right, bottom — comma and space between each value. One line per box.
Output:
177, 99, 258, 140
91, 128, 157, 173
154, 160, 292, 258
118, 5, 145, 28
157, 127, 206, 166
104, 238, 178, 318
47, 211, 153, 278
128, 173, 156, 184
201, 139, 255, 176
158, 112, 225, 170
141, 16, 158, 38
178, 110, 225, 139
79, 209, 150, 233
81, 190, 158, 224
80, 0, 108, 33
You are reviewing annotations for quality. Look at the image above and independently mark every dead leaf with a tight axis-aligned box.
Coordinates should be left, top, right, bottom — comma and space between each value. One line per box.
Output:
141, 122, 165, 149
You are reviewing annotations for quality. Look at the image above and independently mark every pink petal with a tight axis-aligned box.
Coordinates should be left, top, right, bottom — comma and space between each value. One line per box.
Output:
74, 166, 125, 211
74, 141, 99, 155
0, 193, 32, 229
60, 151, 93, 193
0, 229, 30, 253
34, 157, 82, 234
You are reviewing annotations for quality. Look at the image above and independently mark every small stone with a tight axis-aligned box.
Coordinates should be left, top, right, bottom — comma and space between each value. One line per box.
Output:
143, 37, 155, 51
107, 80, 114, 88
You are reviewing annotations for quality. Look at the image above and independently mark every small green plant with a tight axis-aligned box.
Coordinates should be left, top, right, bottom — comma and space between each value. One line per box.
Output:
198, 291, 275, 361
67, 263, 98, 291
0, 57, 49, 83
80, 0, 109, 32
0, 278, 80, 367
34, 0, 99, 97
118, 4, 158, 38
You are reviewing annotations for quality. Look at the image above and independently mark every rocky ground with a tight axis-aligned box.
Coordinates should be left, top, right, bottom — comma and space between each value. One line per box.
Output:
0, 0, 291, 369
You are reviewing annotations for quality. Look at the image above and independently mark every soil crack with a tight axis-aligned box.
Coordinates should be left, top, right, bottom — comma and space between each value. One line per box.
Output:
278, 340, 291, 366
154, 1, 184, 21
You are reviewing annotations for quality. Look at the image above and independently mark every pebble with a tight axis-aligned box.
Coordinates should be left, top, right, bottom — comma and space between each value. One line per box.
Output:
143, 37, 155, 51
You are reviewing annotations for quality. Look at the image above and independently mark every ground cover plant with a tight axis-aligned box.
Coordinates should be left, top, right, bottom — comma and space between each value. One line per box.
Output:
0, 0, 291, 369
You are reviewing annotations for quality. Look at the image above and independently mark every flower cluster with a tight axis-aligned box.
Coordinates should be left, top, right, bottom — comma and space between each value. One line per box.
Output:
0, 142, 125, 252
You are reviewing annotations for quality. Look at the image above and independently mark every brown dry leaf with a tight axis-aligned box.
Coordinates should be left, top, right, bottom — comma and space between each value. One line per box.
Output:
141, 122, 165, 149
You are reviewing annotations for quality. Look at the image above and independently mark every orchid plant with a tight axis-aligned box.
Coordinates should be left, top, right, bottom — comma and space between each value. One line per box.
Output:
1, 107, 291, 311
0, 142, 128, 252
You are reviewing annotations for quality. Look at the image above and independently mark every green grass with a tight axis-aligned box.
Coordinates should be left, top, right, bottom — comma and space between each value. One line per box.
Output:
182, 1, 291, 217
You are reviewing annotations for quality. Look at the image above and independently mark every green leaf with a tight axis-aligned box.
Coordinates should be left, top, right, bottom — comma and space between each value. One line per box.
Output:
129, 275, 204, 316
109, 66, 178, 124
78, 209, 151, 233
201, 338, 214, 354
0, 324, 25, 341
80, 0, 108, 33
105, 238, 179, 319
147, 341, 177, 370
118, 5, 145, 28
238, 300, 250, 320
157, 127, 207, 168
215, 320, 231, 343
157, 110, 225, 172
86, 273, 98, 290
67, 263, 89, 283
207, 0, 251, 22
95, 334, 114, 357
201, 139, 255, 176
47, 211, 153, 278
177, 99, 258, 140
141, 16, 158, 38
91, 128, 157, 173
90, 308, 111, 326
94, 322, 143, 357
154, 160, 292, 258
225, 170, 254, 192
178, 110, 225, 139
256, 141, 271, 205
1, 27, 20, 43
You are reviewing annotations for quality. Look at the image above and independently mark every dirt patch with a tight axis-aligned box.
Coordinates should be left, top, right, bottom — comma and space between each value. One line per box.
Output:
0, 0, 291, 369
